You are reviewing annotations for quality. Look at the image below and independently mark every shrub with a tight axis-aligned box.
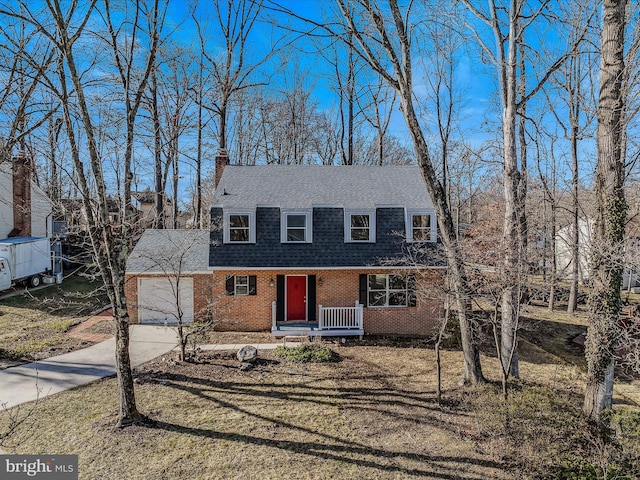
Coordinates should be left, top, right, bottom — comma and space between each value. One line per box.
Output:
273, 343, 339, 363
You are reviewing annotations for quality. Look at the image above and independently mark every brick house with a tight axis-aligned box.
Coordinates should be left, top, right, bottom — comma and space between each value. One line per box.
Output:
125, 161, 445, 337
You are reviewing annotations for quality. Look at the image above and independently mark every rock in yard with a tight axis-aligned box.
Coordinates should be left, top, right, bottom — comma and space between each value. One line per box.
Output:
237, 345, 258, 363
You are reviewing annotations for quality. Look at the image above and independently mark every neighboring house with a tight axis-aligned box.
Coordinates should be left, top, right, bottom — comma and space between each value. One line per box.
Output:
126, 161, 445, 337
556, 218, 639, 289
0, 156, 53, 239
132, 190, 187, 229
555, 218, 593, 284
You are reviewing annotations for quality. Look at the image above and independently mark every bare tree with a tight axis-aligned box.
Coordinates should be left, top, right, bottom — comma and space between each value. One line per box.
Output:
541, 1, 599, 314
0, 11, 56, 167
329, 0, 485, 384
195, 0, 282, 155
358, 75, 396, 166
458, 0, 595, 378
3, 0, 164, 426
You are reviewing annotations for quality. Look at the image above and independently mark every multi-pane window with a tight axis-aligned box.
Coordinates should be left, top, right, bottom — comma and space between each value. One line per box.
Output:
345, 211, 375, 242
412, 214, 431, 241
282, 212, 311, 243
287, 214, 306, 241
229, 214, 250, 242
234, 275, 249, 295
225, 275, 257, 296
407, 211, 435, 242
368, 274, 408, 307
351, 214, 370, 241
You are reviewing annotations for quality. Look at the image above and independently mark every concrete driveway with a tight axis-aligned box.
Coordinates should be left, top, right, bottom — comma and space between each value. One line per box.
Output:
0, 325, 178, 409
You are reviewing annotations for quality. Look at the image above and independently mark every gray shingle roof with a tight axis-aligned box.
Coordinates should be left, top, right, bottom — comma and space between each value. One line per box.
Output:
126, 229, 210, 273
212, 165, 434, 210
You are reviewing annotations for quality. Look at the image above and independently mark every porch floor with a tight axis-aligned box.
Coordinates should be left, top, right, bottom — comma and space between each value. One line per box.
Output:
271, 322, 364, 338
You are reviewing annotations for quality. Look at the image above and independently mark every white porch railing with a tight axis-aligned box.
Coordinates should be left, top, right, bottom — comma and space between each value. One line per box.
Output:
272, 301, 277, 329
318, 301, 363, 330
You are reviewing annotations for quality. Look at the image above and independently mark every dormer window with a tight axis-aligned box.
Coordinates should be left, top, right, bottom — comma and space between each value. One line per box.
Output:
281, 211, 312, 243
345, 211, 376, 242
407, 210, 436, 242
224, 211, 255, 243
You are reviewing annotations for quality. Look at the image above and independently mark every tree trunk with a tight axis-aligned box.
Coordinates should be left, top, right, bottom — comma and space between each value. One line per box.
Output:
583, 0, 627, 421
112, 288, 141, 427
568, 54, 582, 314
500, 4, 522, 380
152, 69, 164, 229
336, 0, 484, 384
195, 87, 203, 228
402, 95, 484, 384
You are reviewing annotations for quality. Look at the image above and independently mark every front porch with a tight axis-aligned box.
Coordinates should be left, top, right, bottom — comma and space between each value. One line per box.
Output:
271, 301, 364, 338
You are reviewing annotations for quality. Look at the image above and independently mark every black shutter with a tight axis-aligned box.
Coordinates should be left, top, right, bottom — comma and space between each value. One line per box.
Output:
225, 276, 235, 295
249, 276, 257, 295
408, 274, 417, 307
307, 275, 316, 321
276, 275, 285, 321
359, 274, 368, 307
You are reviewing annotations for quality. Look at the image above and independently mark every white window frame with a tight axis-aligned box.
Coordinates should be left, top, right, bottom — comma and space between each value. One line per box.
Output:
234, 275, 250, 296
281, 210, 312, 243
406, 210, 437, 243
224, 211, 256, 244
344, 210, 376, 243
367, 274, 409, 308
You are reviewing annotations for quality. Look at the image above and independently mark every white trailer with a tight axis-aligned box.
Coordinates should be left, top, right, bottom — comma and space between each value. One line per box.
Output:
0, 237, 53, 291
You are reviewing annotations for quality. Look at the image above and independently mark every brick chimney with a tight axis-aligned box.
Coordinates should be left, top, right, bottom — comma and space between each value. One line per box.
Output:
214, 148, 229, 189
11, 153, 32, 237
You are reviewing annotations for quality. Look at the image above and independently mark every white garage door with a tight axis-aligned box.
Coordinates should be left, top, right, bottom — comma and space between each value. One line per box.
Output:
138, 277, 194, 324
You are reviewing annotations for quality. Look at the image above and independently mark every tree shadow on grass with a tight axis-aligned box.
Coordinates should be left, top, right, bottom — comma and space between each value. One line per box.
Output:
143, 371, 504, 478
159, 371, 472, 430
148, 417, 503, 480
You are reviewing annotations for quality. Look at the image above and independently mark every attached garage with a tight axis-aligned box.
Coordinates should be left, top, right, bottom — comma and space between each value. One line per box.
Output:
138, 277, 194, 324
126, 230, 211, 324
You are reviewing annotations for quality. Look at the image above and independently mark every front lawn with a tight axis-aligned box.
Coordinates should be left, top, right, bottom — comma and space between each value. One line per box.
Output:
2, 345, 638, 479
0, 273, 108, 366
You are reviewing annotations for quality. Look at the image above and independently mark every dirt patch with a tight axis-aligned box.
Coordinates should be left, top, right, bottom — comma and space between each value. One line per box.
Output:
80, 319, 114, 337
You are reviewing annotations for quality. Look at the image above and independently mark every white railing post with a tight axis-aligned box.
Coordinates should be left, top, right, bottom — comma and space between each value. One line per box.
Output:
272, 301, 277, 329
316, 301, 364, 331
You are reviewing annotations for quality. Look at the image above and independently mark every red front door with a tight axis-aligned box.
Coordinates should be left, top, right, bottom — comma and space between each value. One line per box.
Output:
286, 276, 307, 321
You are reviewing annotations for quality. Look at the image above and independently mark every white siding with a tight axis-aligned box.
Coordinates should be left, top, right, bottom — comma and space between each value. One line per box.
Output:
555, 219, 592, 282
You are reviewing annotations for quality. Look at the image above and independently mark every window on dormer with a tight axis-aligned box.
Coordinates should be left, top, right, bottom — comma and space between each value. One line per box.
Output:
345, 211, 376, 242
229, 215, 250, 242
224, 211, 255, 243
281, 211, 312, 243
407, 210, 436, 242
412, 214, 431, 241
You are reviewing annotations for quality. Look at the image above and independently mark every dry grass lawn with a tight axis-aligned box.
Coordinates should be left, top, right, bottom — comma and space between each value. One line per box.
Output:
2, 339, 638, 480
0, 274, 108, 367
